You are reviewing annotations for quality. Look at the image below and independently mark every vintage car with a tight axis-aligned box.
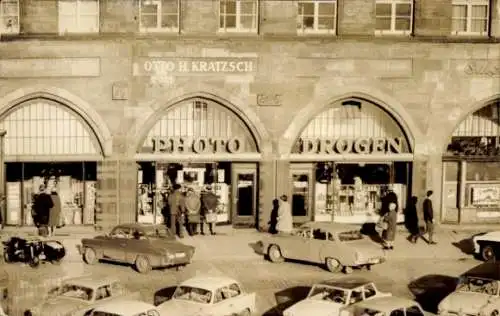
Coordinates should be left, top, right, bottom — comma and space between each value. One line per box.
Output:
352, 296, 432, 316
3, 236, 65, 267
438, 261, 500, 316
282, 277, 391, 316
79, 223, 195, 273
471, 231, 500, 261
24, 276, 140, 316
86, 299, 160, 316
257, 222, 386, 273
157, 276, 256, 316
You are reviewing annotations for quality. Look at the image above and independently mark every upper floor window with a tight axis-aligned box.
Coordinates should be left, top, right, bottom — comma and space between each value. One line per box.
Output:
452, 0, 489, 36
375, 0, 413, 35
58, 0, 99, 34
139, 0, 179, 32
0, 0, 20, 35
219, 0, 258, 33
297, 0, 337, 34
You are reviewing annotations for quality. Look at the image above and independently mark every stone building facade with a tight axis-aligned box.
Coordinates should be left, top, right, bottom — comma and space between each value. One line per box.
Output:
0, 0, 499, 230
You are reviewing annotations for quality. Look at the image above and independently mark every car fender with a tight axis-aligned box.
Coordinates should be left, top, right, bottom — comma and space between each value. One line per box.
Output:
80, 239, 104, 257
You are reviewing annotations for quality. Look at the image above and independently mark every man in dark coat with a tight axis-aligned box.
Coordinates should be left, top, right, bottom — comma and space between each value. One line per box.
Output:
185, 188, 201, 236
201, 185, 218, 235
33, 185, 54, 237
268, 199, 280, 234
423, 190, 437, 245
167, 184, 186, 238
48, 189, 62, 237
404, 196, 420, 243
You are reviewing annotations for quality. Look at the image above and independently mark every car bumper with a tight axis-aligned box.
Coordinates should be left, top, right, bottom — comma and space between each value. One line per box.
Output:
357, 257, 386, 265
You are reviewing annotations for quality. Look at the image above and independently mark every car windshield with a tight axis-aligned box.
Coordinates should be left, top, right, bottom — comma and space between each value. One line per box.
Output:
338, 230, 364, 242
144, 227, 173, 239
354, 307, 386, 316
307, 285, 348, 304
60, 284, 93, 301
172, 286, 212, 304
457, 277, 499, 295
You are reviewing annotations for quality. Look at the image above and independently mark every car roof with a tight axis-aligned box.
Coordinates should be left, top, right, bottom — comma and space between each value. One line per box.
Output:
63, 276, 119, 289
462, 262, 500, 280
113, 223, 166, 231
300, 222, 361, 233
92, 299, 156, 315
180, 276, 239, 291
355, 297, 419, 311
317, 277, 373, 290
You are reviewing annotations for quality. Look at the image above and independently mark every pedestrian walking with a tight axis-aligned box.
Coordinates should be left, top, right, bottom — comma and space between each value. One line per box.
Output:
185, 188, 201, 236
404, 196, 420, 243
48, 188, 62, 237
160, 192, 171, 229
268, 198, 280, 234
33, 185, 53, 237
276, 195, 293, 234
167, 184, 186, 238
381, 191, 398, 250
201, 185, 218, 235
423, 190, 437, 245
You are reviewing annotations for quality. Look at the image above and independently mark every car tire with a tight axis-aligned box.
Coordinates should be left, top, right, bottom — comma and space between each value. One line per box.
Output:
268, 245, 284, 263
83, 247, 98, 265
239, 308, 251, 316
343, 266, 354, 274
492, 311, 499, 316
29, 256, 40, 268
481, 245, 497, 261
3, 251, 11, 263
135, 255, 152, 274
325, 258, 342, 273
24, 310, 33, 316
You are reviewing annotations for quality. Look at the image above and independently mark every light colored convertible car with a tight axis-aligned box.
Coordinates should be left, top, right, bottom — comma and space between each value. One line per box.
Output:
258, 222, 386, 273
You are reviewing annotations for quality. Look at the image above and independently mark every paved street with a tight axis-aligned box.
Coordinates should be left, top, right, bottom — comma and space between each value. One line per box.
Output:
1, 225, 487, 316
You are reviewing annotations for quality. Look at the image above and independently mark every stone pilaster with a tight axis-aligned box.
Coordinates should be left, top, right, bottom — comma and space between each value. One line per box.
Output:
258, 158, 275, 231
95, 159, 119, 231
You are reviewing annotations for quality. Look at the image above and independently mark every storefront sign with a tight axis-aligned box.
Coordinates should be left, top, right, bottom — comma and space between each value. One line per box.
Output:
133, 58, 257, 76
464, 62, 500, 77
150, 137, 243, 154
299, 137, 404, 155
471, 186, 500, 205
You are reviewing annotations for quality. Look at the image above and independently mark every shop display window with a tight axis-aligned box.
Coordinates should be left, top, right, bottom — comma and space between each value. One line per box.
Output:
4, 162, 96, 226
137, 162, 232, 224
464, 162, 500, 208
313, 162, 410, 221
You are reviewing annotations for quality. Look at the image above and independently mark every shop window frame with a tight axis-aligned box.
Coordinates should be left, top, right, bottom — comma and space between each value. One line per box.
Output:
451, 0, 490, 36
218, 0, 259, 33
296, 0, 337, 35
139, 0, 180, 33
374, 0, 413, 36
58, 0, 100, 35
0, 0, 20, 35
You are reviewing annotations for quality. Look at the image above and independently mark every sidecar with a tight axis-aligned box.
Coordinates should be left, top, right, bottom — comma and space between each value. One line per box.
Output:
2, 236, 65, 267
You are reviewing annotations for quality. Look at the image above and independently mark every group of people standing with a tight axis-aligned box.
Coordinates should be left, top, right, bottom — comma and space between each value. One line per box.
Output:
378, 189, 436, 250
32, 184, 63, 237
162, 184, 219, 238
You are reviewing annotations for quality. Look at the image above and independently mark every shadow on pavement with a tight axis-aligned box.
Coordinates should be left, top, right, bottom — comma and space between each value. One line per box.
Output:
262, 286, 310, 316
248, 242, 264, 256
408, 274, 458, 313
153, 286, 177, 306
452, 238, 476, 256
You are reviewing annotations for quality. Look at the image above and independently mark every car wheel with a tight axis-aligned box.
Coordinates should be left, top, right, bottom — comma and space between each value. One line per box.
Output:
135, 255, 152, 274
29, 256, 40, 268
83, 247, 98, 265
3, 251, 11, 263
239, 308, 251, 316
268, 245, 284, 263
325, 258, 342, 273
492, 310, 499, 316
343, 266, 354, 274
481, 245, 497, 261
24, 310, 33, 316
366, 264, 372, 271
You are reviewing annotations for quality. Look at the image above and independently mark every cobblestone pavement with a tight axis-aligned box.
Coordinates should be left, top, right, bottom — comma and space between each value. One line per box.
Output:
1, 226, 488, 315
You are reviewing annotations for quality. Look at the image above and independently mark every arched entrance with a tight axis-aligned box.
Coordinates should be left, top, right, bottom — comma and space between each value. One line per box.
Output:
135, 97, 261, 228
0, 97, 104, 226
441, 99, 500, 224
286, 97, 413, 224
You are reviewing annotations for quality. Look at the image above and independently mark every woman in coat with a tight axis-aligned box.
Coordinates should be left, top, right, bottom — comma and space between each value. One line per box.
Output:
381, 191, 398, 250
185, 188, 201, 236
48, 189, 62, 237
276, 195, 293, 234
404, 196, 420, 243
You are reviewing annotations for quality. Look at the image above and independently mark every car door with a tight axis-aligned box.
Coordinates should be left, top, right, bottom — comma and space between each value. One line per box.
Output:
283, 227, 312, 260
309, 228, 329, 263
125, 228, 151, 264
103, 227, 129, 261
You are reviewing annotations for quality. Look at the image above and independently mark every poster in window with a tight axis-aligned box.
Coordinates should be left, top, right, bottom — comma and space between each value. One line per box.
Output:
6, 182, 21, 225
471, 185, 500, 206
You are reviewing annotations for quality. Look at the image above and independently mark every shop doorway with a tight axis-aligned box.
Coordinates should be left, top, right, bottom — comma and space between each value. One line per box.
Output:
231, 163, 258, 227
289, 163, 314, 224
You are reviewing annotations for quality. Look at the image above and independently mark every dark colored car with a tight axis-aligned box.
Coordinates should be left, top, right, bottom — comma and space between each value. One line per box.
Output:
2, 236, 65, 267
78, 223, 195, 273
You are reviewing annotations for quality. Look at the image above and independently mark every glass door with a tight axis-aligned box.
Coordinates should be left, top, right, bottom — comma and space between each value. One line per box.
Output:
231, 164, 257, 227
289, 163, 314, 224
